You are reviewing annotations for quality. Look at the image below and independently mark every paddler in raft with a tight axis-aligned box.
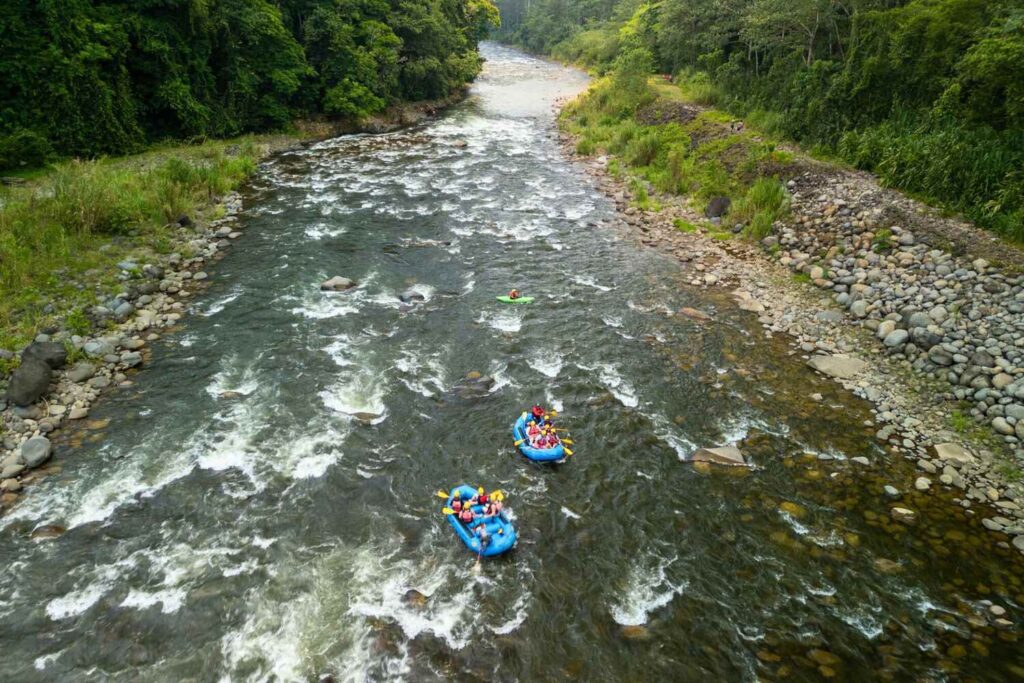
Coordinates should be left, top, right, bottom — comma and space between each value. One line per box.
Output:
508, 288, 521, 300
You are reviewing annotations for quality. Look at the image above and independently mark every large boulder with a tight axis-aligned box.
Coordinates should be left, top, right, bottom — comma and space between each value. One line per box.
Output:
21, 341, 67, 370
19, 437, 52, 469
4, 359, 52, 406
704, 196, 731, 218
933, 443, 975, 466
807, 354, 867, 380
320, 276, 356, 292
689, 446, 747, 467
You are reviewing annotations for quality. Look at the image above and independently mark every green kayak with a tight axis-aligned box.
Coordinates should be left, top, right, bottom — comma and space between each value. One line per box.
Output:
496, 296, 534, 304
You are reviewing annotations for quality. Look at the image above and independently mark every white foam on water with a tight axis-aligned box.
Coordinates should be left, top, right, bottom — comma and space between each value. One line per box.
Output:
572, 275, 612, 292
490, 591, 530, 636
304, 221, 348, 240
580, 362, 639, 408
393, 344, 448, 399
530, 349, 563, 378
476, 308, 522, 334
203, 290, 241, 317
290, 292, 360, 320
219, 596, 311, 683
561, 506, 581, 520
46, 573, 116, 620
319, 365, 389, 424
33, 652, 62, 671
273, 432, 347, 480
205, 354, 262, 398
609, 554, 687, 626
120, 587, 187, 614
488, 361, 517, 394
780, 512, 811, 536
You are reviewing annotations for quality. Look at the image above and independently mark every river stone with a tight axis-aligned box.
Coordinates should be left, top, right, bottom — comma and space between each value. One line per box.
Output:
21, 341, 67, 370
883, 329, 909, 347
915, 477, 932, 492
689, 446, 746, 467
320, 276, 356, 291
0, 463, 24, 479
807, 354, 867, 379
67, 362, 96, 383
84, 339, 116, 357
884, 485, 900, 498
1014, 536, 1024, 552
121, 352, 143, 368
876, 320, 896, 340
851, 456, 870, 466
850, 300, 869, 318
891, 507, 916, 524
4, 360, 52, 407
993, 373, 1014, 390
19, 437, 52, 468
993, 417, 1015, 435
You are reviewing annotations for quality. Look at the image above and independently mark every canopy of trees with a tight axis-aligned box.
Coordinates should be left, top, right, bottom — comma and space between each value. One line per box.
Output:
0, 0, 499, 168
496, 0, 1024, 239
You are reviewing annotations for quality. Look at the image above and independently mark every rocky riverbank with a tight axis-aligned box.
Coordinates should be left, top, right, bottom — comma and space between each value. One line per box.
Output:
554, 99, 1024, 555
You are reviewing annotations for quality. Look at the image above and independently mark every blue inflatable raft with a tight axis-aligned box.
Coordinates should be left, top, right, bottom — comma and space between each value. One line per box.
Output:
444, 485, 517, 557
513, 412, 566, 462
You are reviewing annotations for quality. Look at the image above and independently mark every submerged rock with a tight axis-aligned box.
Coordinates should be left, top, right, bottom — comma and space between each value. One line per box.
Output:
320, 276, 356, 291
689, 446, 747, 467
19, 437, 53, 469
399, 288, 426, 304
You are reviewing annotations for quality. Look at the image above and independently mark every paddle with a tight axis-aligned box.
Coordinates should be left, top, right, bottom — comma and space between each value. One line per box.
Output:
442, 507, 455, 515
435, 490, 450, 499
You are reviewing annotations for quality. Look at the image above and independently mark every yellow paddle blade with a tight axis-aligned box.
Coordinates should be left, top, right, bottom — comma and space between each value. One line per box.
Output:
514, 438, 526, 446
490, 490, 504, 501
561, 439, 574, 445
442, 507, 455, 515
549, 410, 559, 417
436, 490, 450, 499
563, 447, 574, 456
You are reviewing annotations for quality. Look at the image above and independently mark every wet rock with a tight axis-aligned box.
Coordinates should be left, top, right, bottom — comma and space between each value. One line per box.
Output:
21, 341, 67, 369
403, 589, 428, 609
19, 436, 52, 469
891, 507, 916, 524
0, 463, 24, 479
779, 501, 807, 519
874, 558, 903, 574
452, 139, 468, 148
884, 485, 901, 498
914, 477, 932, 492
319, 274, 356, 290
121, 352, 143, 368
4, 359, 52, 406
807, 354, 867, 380
30, 524, 66, 541
1013, 536, 1024, 552
68, 407, 89, 420
851, 456, 870, 466
399, 288, 426, 304
883, 329, 909, 347
689, 446, 746, 467
83, 339, 116, 358
0, 479, 21, 493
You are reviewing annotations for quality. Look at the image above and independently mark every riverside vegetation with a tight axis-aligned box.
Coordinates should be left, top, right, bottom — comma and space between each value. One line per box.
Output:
497, 1, 1024, 547
496, 0, 1024, 242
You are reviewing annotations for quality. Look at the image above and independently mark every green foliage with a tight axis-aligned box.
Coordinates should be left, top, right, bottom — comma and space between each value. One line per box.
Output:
872, 228, 894, 253
498, 0, 1024, 242
673, 218, 697, 233
730, 178, 790, 239
0, 0, 499, 169
0, 139, 263, 345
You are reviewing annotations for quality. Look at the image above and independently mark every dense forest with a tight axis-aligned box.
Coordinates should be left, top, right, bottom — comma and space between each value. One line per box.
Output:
0, 0, 499, 169
495, 0, 1024, 240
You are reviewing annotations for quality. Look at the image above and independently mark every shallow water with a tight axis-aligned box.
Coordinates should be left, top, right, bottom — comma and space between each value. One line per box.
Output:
1, 44, 1022, 682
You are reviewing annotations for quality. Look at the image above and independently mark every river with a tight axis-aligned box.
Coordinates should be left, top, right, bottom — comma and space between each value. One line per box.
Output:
0, 43, 1022, 682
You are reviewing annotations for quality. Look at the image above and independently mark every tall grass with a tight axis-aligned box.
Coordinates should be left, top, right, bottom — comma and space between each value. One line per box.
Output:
0, 138, 262, 348
729, 178, 791, 239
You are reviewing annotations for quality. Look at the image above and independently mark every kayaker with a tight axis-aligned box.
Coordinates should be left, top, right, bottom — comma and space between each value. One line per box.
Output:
509, 288, 520, 300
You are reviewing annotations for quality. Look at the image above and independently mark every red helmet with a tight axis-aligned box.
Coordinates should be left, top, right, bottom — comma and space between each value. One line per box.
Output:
531, 405, 544, 417
479, 494, 489, 504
